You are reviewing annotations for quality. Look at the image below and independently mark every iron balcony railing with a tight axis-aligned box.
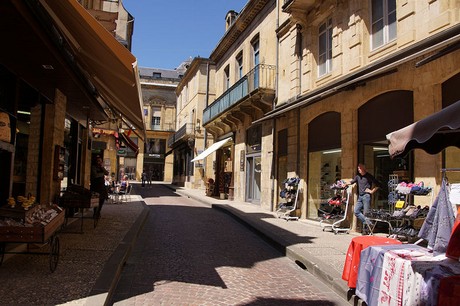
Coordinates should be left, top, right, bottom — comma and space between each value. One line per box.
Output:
150, 122, 175, 132
167, 122, 194, 148
202, 64, 276, 125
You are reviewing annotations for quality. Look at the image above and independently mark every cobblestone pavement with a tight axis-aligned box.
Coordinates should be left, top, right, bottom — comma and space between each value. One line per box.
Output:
110, 185, 348, 306
0, 199, 146, 306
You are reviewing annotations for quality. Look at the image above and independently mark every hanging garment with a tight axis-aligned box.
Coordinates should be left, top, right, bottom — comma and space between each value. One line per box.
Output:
418, 178, 455, 255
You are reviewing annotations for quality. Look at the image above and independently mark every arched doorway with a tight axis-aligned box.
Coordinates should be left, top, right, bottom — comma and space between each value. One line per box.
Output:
307, 111, 341, 219
358, 90, 413, 210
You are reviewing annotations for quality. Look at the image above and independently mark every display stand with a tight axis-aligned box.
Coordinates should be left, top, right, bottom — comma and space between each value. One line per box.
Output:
366, 175, 432, 239
59, 184, 99, 233
320, 185, 351, 234
277, 177, 301, 221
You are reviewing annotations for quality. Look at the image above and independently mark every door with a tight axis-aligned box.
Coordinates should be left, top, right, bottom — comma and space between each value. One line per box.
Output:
246, 155, 261, 203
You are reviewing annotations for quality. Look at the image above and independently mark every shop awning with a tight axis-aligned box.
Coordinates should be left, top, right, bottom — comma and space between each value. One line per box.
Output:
386, 100, 460, 158
39, 0, 145, 136
120, 132, 139, 156
191, 137, 232, 162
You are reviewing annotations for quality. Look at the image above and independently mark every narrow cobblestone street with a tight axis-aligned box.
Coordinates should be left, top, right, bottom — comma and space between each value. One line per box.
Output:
110, 185, 348, 305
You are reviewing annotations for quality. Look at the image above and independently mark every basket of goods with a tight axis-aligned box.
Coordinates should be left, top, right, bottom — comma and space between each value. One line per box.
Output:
0, 204, 64, 243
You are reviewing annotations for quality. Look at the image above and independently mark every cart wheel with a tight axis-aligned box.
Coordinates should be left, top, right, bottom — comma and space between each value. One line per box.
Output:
0, 242, 5, 266
49, 236, 60, 272
322, 228, 325, 231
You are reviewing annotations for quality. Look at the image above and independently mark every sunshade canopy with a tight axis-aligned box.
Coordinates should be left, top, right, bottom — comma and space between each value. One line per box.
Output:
39, 0, 145, 135
386, 100, 460, 158
191, 137, 232, 162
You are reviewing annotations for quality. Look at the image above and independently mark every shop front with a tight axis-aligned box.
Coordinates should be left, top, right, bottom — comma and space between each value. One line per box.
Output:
144, 138, 166, 181
0, 0, 143, 261
245, 125, 262, 203
307, 112, 341, 219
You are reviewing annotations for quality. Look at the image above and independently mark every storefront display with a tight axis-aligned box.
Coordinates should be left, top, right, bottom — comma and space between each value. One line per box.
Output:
277, 177, 301, 221
307, 149, 342, 219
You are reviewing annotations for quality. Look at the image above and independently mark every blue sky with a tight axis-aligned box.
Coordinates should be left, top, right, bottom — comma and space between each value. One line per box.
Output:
122, 0, 248, 70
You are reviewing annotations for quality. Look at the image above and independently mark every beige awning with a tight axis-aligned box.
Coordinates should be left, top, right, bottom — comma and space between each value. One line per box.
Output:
191, 137, 232, 162
39, 0, 145, 136
386, 100, 460, 158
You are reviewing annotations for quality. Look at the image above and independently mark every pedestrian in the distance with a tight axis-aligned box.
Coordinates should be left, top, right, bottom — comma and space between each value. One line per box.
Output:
141, 169, 147, 187
90, 155, 108, 219
148, 169, 153, 186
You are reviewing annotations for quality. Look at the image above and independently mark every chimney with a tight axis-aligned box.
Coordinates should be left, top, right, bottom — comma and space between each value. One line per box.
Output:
225, 10, 238, 31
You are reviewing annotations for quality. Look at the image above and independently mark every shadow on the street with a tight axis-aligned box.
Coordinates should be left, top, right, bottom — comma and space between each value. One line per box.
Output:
110, 184, 320, 304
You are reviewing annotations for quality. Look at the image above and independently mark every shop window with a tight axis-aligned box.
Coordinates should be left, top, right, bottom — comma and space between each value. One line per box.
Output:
371, 0, 396, 50
358, 91, 413, 210
246, 124, 261, 154
359, 143, 411, 211
307, 112, 341, 219
308, 149, 342, 219
13, 81, 41, 198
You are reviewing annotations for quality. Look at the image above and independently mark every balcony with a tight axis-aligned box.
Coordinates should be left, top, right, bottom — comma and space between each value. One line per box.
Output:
282, 0, 316, 13
150, 122, 175, 132
202, 64, 275, 134
167, 123, 194, 148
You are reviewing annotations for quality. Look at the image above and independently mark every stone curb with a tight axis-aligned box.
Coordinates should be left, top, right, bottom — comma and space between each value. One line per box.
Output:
89, 202, 150, 306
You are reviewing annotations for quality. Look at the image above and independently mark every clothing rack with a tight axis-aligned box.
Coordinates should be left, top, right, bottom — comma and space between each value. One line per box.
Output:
441, 168, 460, 175
441, 168, 460, 183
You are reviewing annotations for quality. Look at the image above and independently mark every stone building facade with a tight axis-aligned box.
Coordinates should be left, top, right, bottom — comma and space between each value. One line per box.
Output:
137, 67, 184, 183
170, 58, 216, 188
267, 0, 460, 229
183, 0, 459, 232
0, 1, 142, 207
202, 0, 278, 203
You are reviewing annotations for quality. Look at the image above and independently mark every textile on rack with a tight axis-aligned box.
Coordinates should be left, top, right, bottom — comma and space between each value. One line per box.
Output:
418, 178, 455, 255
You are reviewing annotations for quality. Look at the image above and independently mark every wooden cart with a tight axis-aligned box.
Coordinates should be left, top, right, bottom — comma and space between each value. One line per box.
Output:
0, 208, 64, 272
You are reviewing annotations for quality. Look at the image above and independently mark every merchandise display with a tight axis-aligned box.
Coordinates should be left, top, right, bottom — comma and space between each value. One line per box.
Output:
345, 169, 460, 306
277, 177, 301, 221
0, 200, 64, 272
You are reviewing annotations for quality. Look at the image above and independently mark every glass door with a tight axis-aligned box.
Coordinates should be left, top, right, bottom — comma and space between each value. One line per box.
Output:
246, 155, 261, 203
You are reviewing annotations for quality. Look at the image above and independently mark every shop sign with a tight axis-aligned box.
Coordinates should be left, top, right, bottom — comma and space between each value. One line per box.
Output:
148, 153, 163, 158
117, 149, 127, 156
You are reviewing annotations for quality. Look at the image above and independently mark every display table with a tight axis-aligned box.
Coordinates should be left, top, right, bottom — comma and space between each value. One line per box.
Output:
342, 236, 401, 288
356, 245, 460, 306
356, 244, 426, 306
